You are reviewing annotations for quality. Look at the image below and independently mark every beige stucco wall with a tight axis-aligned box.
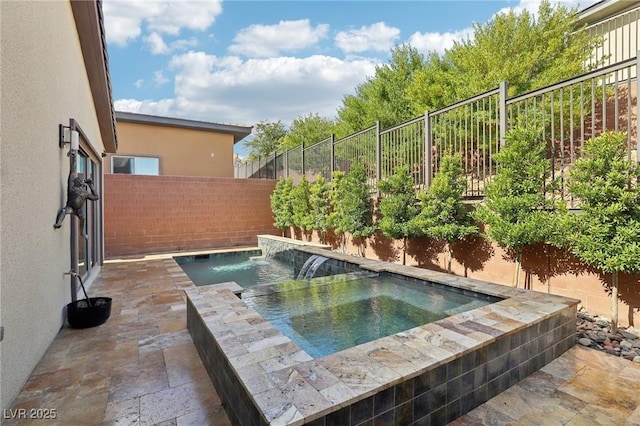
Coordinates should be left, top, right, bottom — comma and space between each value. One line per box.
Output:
108, 121, 235, 177
1, 1, 107, 409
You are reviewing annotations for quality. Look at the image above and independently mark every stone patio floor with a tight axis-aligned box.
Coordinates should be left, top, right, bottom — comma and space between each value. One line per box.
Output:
5, 253, 640, 425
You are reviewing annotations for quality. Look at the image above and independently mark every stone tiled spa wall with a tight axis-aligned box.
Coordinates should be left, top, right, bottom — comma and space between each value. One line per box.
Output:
303, 308, 577, 425
187, 241, 578, 425
188, 285, 576, 425
104, 175, 279, 257
187, 295, 265, 426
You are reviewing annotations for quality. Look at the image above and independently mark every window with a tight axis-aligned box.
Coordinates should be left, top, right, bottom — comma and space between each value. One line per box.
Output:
111, 155, 160, 175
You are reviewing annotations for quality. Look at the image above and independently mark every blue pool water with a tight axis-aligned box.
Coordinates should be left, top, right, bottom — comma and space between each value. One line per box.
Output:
175, 251, 295, 288
242, 273, 495, 358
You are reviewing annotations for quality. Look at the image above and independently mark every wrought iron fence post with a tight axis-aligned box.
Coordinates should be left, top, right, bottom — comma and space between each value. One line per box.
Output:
375, 121, 381, 185
285, 150, 289, 178
499, 81, 508, 147
424, 111, 432, 188
330, 133, 335, 181
301, 144, 305, 178
637, 51, 640, 163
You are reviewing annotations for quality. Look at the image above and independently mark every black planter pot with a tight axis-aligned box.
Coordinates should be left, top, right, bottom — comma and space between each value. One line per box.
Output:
66, 297, 112, 329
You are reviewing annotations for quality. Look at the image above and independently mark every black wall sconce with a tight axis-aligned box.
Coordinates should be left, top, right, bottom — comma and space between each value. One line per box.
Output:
59, 124, 79, 151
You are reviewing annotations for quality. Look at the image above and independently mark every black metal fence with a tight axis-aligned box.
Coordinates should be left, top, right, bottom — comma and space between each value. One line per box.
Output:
235, 56, 639, 199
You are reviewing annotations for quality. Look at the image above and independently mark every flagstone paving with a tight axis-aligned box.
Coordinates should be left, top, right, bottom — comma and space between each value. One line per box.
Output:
5, 253, 640, 425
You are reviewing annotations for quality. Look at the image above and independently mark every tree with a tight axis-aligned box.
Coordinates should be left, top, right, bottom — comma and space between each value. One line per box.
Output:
337, 44, 426, 133
309, 176, 332, 243
472, 125, 562, 286
270, 177, 294, 236
329, 163, 375, 255
290, 176, 313, 239
278, 113, 336, 151
245, 120, 288, 160
408, 0, 602, 113
412, 153, 478, 272
376, 166, 420, 265
562, 131, 640, 333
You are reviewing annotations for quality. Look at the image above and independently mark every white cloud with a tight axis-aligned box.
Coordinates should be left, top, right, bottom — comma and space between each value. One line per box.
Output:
335, 22, 400, 53
114, 98, 176, 117
171, 37, 199, 51
154, 70, 169, 86
103, 0, 222, 46
409, 28, 473, 55
228, 20, 329, 58
144, 32, 199, 55
115, 52, 379, 125
134, 79, 144, 89
145, 32, 169, 55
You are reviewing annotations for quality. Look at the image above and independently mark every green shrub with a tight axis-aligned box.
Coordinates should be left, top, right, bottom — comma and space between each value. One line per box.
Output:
377, 166, 420, 264
413, 153, 477, 271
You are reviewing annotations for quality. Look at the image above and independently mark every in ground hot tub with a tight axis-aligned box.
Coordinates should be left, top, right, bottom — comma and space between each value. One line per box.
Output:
186, 240, 578, 425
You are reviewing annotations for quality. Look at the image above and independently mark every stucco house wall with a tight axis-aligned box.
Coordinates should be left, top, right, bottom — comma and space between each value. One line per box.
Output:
1, 1, 115, 409
108, 113, 252, 178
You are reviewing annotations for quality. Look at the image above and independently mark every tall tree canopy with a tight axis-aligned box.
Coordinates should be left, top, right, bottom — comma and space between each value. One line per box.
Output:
407, 0, 601, 113
279, 113, 336, 151
336, 44, 426, 135
245, 120, 288, 160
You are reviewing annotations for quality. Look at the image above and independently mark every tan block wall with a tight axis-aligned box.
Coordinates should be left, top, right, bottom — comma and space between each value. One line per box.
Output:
104, 175, 279, 257
108, 120, 235, 177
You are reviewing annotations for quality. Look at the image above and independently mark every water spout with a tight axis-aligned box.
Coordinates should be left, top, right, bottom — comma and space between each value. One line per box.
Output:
297, 255, 329, 279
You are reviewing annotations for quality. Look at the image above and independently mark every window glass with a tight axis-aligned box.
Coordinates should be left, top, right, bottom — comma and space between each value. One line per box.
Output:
112, 156, 159, 175
112, 157, 133, 174
135, 157, 160, 175
77, 151, 88, 276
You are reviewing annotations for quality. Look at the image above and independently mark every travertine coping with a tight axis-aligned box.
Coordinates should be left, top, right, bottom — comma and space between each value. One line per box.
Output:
185, 248, 579, 425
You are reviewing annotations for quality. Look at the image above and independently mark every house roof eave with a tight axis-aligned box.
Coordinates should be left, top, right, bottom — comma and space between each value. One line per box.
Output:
114, 111, 254, 144
576, 0, 640, 27
71, 0, 118, 153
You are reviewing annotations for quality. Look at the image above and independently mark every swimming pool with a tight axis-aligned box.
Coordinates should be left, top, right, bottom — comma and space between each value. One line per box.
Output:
175, 250, 295, 287
242, 272, 496, 358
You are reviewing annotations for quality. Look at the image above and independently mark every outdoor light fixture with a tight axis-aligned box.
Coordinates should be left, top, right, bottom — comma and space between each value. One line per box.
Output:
58, 124, 79, 151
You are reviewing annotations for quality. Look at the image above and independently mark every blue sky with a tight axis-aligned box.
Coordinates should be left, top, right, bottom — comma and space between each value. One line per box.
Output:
103, 0, 598, 157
